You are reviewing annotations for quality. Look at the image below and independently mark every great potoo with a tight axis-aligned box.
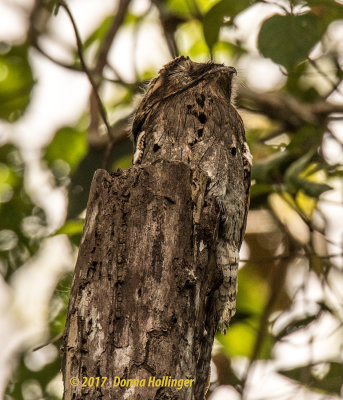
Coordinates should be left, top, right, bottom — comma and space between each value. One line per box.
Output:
131, 56, 251, 332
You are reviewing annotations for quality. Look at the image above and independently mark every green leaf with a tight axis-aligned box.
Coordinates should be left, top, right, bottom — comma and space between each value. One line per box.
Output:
298, 180, 331, 198
251, 151, 290, 182
217, 321, 273, 359
112, 154, 132, 170
196, 0, 222, 13
44, 126, 88, 172
0, 144, 44, 279
258, 13, 323, 71
56, 219, 84, 246
6, 350, 61, 400
236, 264, 269, 316
250, 183, 274, 199
0, 43, 34, 121
217, 323, 256, 358
284, 150, 332, 198
203, 0, 252, 50
214, 40, 246, 58
279, 362, 343, 395
56, 219, 84, 236
165, 0, 193, 16
287, 124, 322, 153
284, 149, 315, 184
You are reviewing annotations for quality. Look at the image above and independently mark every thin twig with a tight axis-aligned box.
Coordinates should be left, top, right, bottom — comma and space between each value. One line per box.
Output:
259, 0, 289, 14
94, 0, 131, 75
33, 42, 82, 71
186, 0, 203, 20
308, 57, 343, 97
328, 115, 343, 121
238, 85, 343, 135
33, 332, 63, 351
88, 0, 131, 143
58, 0, 112, 136
151, 0, 180, 58
240, 252, 343, 264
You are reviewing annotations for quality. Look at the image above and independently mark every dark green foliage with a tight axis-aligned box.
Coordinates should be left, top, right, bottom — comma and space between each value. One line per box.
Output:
279, 362, 343, 395
7, 350, 61, 400
0, 145, 45, 280
258, 13, 323, 71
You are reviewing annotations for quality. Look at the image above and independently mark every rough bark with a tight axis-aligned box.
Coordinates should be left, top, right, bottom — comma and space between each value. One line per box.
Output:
62, 161, 222, 399
62, 57, 250, 400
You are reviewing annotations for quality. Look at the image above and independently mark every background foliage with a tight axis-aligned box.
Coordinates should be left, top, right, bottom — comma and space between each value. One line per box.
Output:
1, 0, 343, 399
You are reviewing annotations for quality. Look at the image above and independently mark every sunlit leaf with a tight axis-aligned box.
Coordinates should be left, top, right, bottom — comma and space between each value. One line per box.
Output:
44, 126, 88, 172
213, 40, 246, 59
57, 218, 83, 245
295, 190, 317, 218
112, 154, 132, 170
166, 0, 193, 16
237, 265, 269, 316
176, 20, 207, 59
196, 0, 221, 13
0, 43, 34, 121
56, 219, 84, 236
217, 323, 255, 358
217, 321, 273, 359
258, 13, 322, 71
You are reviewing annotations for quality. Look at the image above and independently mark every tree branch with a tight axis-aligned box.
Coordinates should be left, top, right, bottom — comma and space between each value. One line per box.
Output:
237, 85, 343, 131
94, 0, 131, 74
308, 57, 343, 98
32, 41, 82, 71
58, 0, 112, 137
151, 0, 183, 58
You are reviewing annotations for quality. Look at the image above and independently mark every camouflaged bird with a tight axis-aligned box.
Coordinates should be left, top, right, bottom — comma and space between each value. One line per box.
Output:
131, 56, 251, 332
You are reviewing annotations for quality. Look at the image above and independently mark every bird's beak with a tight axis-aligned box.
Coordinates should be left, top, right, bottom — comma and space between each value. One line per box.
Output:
227, 66, 237, 75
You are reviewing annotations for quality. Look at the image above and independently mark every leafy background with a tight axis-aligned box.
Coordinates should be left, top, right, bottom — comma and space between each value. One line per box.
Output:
0, 0, 343, 399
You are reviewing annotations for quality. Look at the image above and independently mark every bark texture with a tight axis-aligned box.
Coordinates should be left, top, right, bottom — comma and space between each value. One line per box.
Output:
132, 57, 251, 330
62, 56, 250, 400
62, 161, 222, 399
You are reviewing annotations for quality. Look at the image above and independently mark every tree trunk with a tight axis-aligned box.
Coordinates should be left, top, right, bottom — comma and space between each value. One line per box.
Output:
62, 57, 250, 400
62, 160, 222, 399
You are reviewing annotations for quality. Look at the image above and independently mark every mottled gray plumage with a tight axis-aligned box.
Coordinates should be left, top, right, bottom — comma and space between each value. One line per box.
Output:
132, 56, 251, 331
